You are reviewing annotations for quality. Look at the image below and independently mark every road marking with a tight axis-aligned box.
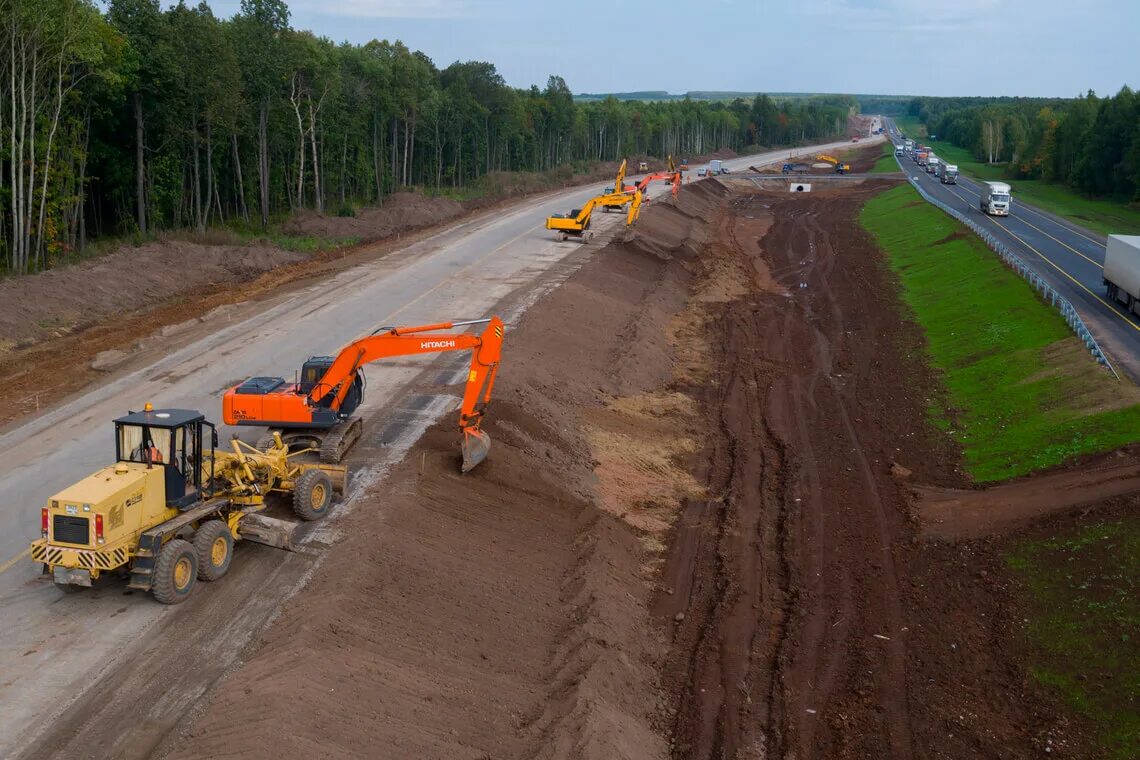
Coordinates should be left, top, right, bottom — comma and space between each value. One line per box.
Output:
939, 184, 1140, 335
1003, 214, 1104, 269
0, 550, 27, 575
947, 177, 1104, 269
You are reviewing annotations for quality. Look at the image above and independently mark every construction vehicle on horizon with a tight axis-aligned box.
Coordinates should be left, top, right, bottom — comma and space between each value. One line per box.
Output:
816, 154, 851, 174
31, 405, 347, 602
224, 317, 505, 470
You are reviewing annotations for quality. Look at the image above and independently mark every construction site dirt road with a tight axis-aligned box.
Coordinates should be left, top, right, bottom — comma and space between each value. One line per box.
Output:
149, 172, 1101, 759
0, 138, 881, 759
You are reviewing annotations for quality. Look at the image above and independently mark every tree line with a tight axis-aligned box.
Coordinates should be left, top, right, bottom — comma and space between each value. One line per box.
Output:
0, 0, 856, 275
906, 89, 1140, 200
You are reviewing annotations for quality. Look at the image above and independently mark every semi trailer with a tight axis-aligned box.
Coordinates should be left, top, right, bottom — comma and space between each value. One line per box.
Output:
1103, 235, 1140, 315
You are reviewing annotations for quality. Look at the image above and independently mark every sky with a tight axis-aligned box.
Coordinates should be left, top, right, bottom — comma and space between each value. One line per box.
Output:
204, 0, 1138, 98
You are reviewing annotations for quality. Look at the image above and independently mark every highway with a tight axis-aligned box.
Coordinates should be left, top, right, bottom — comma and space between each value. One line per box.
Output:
883, 118, 1140, 380
0, 135, 881, 759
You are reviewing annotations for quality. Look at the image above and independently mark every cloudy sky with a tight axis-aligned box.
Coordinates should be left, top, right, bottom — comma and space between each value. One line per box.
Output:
205, 0, 1137, 97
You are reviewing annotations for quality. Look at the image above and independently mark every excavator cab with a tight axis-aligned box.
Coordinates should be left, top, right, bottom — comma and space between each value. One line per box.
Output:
300, 357, 364, 417
114, 408, 216, 509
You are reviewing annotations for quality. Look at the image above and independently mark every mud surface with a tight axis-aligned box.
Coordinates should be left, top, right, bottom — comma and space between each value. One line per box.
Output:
653, 182, 1095, 759
144, 176, 1123, 758
164, 181, 733, 760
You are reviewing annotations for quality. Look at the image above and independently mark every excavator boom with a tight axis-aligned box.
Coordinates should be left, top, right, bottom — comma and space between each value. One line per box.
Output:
223, 317, 505, 471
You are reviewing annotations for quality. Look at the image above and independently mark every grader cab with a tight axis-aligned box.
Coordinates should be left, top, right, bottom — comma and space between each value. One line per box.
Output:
31, 406, 345, 604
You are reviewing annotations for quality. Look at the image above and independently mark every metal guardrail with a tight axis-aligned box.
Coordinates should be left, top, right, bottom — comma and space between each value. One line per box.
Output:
902, 169, 1119, 379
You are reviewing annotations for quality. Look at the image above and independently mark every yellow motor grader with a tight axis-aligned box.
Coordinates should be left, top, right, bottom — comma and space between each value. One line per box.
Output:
30, 405, 345, 604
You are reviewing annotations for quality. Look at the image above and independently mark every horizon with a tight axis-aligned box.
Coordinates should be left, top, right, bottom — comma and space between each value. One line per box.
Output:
192, 0, 1134, 99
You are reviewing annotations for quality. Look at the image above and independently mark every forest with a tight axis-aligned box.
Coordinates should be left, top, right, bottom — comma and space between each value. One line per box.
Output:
906, 90, 1140, 200
0, 0, 855, 276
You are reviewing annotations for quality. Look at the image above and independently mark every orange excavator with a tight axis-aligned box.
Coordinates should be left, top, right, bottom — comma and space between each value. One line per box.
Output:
634, 155, 682, 198
223, 317, 504, 472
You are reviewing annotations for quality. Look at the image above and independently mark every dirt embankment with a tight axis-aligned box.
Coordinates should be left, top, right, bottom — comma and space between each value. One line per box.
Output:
154, 175, 1112, 758
653, 182, 1094, 759
165, 183, 733, 760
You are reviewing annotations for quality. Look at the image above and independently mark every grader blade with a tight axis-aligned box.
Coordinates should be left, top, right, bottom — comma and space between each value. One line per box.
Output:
461, 428, 491, 473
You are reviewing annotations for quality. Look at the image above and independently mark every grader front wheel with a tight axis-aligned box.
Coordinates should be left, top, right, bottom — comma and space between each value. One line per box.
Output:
293, 470, 333, 521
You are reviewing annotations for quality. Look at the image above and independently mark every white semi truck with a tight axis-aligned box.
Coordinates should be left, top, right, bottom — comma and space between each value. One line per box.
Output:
928, 157, 941, 176
980, 182, 1012, 215
1103, 235, 1140, 314
940, 164, 959, 184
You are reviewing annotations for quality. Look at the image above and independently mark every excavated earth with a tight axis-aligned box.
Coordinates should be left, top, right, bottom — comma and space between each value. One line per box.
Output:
157, 178, 1125, 759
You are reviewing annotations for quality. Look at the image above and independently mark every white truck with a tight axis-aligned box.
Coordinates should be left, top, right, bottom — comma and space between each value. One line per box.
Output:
709, 159, 727, 175
980, 181, 1012, 215
940, 164, 959, 184
928, 157, 941, 176
1103, 235, 1140, 314
894, 144, 905, 156
904, 139, 914, 152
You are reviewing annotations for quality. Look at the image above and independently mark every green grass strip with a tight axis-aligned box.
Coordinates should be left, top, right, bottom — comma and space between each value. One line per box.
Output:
1007, 517, 1140, 758
860, 184, 1140, 482
870, 141, 899, 174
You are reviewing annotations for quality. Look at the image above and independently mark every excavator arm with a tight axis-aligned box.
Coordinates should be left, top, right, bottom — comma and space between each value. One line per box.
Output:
612, 159, 628, 197
311, 317, 505, 471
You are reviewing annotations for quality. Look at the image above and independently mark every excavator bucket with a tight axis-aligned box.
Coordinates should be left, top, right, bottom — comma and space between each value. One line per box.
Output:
461, 428, 491, 473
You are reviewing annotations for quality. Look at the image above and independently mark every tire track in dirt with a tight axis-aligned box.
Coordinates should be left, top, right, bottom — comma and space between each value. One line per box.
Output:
658, 182, 930, 759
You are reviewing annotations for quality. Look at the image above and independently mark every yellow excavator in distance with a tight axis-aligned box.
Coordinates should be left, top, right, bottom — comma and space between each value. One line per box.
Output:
602, 159, 637, 213
545, 190, 642, 242
546, 158, 642, 241
816, 154, 850, 174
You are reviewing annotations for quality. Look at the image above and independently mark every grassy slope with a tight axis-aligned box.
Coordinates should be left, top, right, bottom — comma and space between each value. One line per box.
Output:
860, 184, 1140, 482
894, 115, 1140, 235
870, 141, 898, 173
1007, 517, 1140, 758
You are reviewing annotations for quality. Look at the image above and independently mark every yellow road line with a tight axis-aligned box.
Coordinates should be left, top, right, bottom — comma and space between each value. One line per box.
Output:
941, 185, 1140, 335
952, 174, 1106, 249
1007, 214, 1103, 269
0, 549, 27, 575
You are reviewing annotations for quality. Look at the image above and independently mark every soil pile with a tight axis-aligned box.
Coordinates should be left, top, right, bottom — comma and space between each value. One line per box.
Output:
166, 183, 731, 760
282, 192, 464, 239
0, 241, 306, 348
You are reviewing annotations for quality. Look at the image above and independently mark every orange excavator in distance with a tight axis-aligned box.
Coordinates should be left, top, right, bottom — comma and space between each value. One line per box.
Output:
634, 155, 682, 198
223, 317, 504, 472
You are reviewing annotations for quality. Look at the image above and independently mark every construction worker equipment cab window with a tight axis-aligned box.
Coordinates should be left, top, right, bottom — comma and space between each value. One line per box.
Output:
114, 409, 216, 509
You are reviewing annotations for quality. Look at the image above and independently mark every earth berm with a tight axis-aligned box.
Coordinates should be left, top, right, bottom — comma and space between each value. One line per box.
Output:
162, 176, 1113, 758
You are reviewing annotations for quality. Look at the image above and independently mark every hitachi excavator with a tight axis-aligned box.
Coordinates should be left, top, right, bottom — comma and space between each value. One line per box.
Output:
223, 317, 504, 472
816, 154, 851, 174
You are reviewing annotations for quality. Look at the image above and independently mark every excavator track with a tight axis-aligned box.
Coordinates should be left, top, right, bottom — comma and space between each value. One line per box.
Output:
319, 417, 362, 464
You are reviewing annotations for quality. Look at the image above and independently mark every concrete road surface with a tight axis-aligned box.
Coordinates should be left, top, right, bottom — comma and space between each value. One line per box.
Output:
884, 117, 1140, 381
0, 134, 880, 759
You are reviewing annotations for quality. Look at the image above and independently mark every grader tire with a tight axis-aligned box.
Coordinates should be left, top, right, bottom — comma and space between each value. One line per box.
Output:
293, 470, 333, 521
153, 539, 198, 605
193, 521, 233, 582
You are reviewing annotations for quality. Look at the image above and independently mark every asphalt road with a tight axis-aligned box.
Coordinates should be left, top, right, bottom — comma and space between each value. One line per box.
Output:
883, 118, 1140, 381
0, 135, 880, 759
